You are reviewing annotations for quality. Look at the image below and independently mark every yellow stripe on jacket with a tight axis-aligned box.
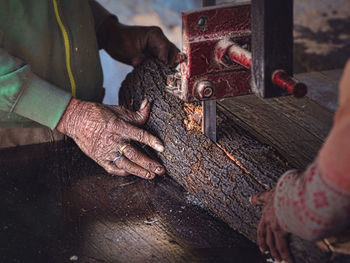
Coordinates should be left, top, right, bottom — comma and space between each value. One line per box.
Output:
52, 0, 77, 97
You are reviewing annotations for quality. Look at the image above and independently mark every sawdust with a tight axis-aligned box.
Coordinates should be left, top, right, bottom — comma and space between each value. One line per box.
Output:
216, 144, 250, 174
216, 144, 270, 190
183, 103, 202, 132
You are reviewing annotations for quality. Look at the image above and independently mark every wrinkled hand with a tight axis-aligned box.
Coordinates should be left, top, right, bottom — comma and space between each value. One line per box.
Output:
250, 190, 293, 263
98, 17, 180, 67
57, 98, 165, 179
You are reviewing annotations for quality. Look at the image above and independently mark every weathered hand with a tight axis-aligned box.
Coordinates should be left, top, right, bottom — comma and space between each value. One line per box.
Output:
56, 98, 165, 179
250, 190, 293, 263
97, 17, 180, 67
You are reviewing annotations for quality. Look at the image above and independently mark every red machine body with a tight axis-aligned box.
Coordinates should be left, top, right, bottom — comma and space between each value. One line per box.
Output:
166, 2, 307, 103
167, 3, 252, 102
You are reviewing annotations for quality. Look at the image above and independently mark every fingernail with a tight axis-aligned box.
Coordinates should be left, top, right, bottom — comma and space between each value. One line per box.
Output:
155, 167, 164, 174
249, 196, 252, 204
281, 260, 287, 263
140, 99, 148, 109
155, 143, 164, 152
263, 251, 269, 255
145, 172, 151, 179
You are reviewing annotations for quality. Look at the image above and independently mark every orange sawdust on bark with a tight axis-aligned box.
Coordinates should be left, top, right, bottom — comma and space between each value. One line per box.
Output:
216, 143, 270, 190
216, 144, 250, 174
183, 103, 202, 132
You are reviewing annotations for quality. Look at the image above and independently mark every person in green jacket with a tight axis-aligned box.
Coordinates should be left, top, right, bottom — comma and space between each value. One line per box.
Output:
0, 0, 179, 179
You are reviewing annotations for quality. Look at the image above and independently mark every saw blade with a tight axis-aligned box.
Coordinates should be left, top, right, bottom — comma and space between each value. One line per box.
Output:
202, 100, 217, 143
202, 0, 217, 143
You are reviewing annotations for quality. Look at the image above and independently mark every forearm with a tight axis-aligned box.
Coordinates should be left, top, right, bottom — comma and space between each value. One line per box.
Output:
94, 10, 179, 67
0, 48, 71, 129
274, 162, 350, 241
88, 0, 118, 49
89, 0, 115, 31
274, 60, 350, 241
56, 97, 79, 136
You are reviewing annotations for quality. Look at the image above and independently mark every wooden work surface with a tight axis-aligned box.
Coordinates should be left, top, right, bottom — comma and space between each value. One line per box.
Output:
0, 70, 342, 263
0, 140, 263, 263
218, 69, 340, 170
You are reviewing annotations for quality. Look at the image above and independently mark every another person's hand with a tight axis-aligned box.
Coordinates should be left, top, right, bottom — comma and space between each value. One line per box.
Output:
250, 190, 293, 263
56, 98, 165, 179
97, 17, 180, 67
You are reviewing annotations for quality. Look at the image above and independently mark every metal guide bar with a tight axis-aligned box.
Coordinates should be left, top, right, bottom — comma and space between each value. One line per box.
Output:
202, 0, 217, 142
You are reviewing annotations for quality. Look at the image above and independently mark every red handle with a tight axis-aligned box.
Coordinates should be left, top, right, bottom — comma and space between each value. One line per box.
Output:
215, 40, 307, 98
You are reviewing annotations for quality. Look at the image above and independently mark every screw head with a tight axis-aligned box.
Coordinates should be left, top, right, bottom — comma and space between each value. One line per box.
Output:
197, 17, 205, 26
196, 16, 208, 31
203, 87, 213, 97
195, 81, 214, 99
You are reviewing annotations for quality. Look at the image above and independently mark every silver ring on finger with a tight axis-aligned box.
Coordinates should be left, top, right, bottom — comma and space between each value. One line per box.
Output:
112, 151, 123, 164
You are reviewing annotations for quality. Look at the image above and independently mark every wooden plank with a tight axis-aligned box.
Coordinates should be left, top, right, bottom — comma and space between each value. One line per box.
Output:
319, 69, 343, 84
296, 71, 338, 112
218, 71, 338, 169
267, 96, 333, 141
218, 95, 326, 169
0, 141, 262, 263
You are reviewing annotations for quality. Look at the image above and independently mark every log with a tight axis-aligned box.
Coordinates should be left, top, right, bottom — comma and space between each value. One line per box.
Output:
118, 59, 345, 263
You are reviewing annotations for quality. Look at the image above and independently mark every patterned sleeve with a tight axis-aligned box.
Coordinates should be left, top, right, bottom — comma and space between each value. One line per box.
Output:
274, 162, 350, 241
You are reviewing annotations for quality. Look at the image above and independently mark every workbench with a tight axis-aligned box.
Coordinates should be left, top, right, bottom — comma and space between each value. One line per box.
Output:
0, 140, 263, 263
218, 69, 341, 170
0, 69, 346, 263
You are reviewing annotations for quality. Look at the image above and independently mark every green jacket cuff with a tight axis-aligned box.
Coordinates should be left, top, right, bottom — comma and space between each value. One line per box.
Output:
11, 66, 72, 129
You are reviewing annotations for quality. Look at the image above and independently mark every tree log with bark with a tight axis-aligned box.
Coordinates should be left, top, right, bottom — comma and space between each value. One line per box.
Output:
119, 59, 346, 263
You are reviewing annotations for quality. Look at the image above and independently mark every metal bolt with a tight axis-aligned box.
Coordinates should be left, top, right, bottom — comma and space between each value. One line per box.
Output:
196, 17, 208, 31
203, 87, 213, 97
197, 17, 206, 26
195, 81, 214, 99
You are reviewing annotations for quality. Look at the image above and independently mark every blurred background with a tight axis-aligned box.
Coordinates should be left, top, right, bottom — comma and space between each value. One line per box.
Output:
96, 0, 350, 105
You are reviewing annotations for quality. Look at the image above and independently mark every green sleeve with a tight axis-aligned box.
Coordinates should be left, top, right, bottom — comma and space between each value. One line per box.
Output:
0, 48, 72, 129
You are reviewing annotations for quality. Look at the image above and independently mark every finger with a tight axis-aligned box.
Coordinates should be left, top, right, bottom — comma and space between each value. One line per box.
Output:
266, 226, 281, 262
155, 44, 169, 64
168, 44, 180, 67
274, 231, 293, 263
103, 162, 129, 176
146, 34, 169, 64
109, 99, 150, 125
137, 98, 151, 122
123, 145, 165, 175
115, 156, 156, 180
257, 219, 268, 253
250, 191, 272, 206
124, 124, 164, 152
147, 28, 170, 64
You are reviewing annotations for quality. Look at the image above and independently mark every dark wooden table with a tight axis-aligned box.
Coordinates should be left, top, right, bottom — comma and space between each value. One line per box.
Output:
0, 140, 263, 263
0, 69, 344, 263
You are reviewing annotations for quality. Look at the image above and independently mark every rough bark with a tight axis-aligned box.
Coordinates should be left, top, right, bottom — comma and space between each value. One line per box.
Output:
119, 59, 336, 263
